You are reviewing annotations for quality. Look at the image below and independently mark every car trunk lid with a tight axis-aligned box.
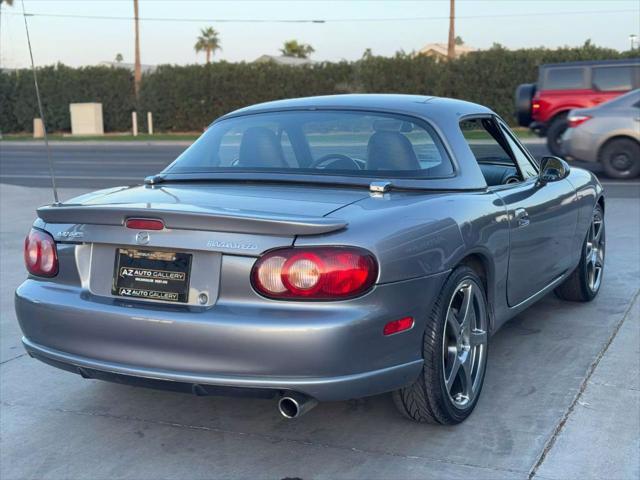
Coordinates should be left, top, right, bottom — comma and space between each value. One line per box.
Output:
38, 182, 368, 237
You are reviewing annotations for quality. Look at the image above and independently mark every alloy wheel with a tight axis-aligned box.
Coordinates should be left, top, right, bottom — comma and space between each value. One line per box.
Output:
442, 280, 488, 409
585, 211, 605, 293
611, 152, 633, 175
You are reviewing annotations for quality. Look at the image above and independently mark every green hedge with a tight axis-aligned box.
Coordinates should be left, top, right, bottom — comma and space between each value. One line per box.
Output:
1, 64, 134, 133
1, 43, 635, 133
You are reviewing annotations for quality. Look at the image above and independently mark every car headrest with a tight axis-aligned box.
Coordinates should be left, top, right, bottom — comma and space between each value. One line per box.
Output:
238, 127, 287, 168
366, 131, 420, 171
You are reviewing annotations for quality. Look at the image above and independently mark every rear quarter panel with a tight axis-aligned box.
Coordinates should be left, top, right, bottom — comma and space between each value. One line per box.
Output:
297, 190, 511, 332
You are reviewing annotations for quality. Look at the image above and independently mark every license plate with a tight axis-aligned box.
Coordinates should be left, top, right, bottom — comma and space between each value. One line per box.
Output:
112, 248, 192, 303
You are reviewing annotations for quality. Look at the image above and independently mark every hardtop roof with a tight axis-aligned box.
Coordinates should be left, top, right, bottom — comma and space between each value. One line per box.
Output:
220, 94, 493, 121
540, 58, 640, 69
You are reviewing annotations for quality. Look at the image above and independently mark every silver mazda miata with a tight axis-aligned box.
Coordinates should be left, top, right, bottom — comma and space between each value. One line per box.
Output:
16, 95, 605, 424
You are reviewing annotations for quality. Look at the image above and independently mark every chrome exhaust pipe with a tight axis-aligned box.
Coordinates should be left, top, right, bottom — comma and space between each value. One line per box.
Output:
278, 392, 318, 419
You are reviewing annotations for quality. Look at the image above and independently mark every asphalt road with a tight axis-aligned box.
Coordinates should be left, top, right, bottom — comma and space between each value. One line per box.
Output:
0, 143, 639, 479
2, 140, 638, 199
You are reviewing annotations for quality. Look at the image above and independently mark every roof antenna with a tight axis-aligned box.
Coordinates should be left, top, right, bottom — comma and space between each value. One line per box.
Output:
21, 0, 59, 204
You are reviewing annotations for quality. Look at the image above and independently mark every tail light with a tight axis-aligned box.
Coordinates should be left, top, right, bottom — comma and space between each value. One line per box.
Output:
24, 229, 58, 277
251, 247, 378, 300
568, 115, 592, 128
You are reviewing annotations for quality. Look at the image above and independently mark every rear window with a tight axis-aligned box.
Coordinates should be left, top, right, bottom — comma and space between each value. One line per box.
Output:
543, 67, 587, 90
166, 111, 453, 178
592, 66, 634, 92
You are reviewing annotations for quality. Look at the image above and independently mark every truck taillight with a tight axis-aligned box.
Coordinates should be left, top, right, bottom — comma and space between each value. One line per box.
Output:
251, 247, 378, 300
568, 115, 592, 128
24, 229, 58, 277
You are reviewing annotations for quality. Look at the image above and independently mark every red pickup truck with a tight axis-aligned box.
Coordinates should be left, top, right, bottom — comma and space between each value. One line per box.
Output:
516, 59, 640, 156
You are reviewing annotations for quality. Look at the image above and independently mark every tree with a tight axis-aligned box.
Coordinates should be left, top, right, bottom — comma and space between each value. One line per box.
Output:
280, 40, 314, 59
455, 35, 464, 46
133, 0, 141, 98
115, 53, 124, 63
0, 0, 14, 5
447, 0, 455, 59
194, 27, 221, 64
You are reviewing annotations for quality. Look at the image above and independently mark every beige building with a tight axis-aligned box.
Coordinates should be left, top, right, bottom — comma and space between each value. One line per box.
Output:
416, 43, 476, 60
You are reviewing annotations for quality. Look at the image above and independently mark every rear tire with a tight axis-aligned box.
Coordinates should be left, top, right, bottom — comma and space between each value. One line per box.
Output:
599, 138, 640, 179
546, 114, 568, 157
555, 204, 605, 302
393, 266, 489, 424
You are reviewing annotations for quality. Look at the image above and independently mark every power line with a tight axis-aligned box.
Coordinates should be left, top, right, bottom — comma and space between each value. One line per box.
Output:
3, 8, 637, 24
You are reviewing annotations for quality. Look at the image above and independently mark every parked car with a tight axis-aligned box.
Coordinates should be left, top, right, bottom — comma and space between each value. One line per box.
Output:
562, 89, 640, 179
15, 95, 605, 425
516, 59, 640, 156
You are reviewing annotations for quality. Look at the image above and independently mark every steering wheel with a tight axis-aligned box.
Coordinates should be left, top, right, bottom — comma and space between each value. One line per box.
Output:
309, 154, 362, 170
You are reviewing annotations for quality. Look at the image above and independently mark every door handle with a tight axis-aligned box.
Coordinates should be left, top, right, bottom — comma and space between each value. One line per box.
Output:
515, 208, 530, 227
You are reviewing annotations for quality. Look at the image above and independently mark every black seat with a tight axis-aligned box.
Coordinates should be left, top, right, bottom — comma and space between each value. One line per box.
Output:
366, 131, 420, 171
237, 127, 287, 168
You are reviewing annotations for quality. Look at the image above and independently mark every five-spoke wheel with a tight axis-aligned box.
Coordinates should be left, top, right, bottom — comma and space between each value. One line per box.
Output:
555, 203, 606, 302
585, 210, 605, 294
443, 281, 488, 409
393, 266, 489, 424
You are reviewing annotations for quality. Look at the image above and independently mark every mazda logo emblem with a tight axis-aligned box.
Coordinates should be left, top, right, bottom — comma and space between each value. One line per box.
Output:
136, 231, 150, 245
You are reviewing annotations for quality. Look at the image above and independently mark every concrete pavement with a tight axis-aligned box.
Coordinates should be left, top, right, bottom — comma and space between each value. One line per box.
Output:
0, 183, 638, 479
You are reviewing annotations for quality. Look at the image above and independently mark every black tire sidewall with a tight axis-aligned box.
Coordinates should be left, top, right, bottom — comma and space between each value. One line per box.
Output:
424, 266, 489, 423
546, 115, 568, 157
601, 139, 640, 179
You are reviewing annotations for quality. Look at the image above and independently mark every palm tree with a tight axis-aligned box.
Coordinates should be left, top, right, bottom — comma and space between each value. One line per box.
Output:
280, 40, 314, 59
194, 27, 221, 64
133, 0, 141, 98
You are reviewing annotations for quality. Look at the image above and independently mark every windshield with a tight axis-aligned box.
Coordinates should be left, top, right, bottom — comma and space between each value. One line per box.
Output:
165, 110, 453, 179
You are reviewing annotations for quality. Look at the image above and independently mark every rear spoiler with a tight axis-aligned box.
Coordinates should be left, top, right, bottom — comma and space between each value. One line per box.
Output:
37, 204, 347, 236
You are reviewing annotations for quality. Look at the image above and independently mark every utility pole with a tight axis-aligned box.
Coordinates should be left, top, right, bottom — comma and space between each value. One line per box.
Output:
133, 0, 141, 99
447, 0, 455, 60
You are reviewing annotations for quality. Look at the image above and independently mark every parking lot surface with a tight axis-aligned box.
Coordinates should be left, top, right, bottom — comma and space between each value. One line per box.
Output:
1, 179, 638, 479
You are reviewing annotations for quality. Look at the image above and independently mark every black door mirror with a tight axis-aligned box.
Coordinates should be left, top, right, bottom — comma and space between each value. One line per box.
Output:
537, 156, 570, 186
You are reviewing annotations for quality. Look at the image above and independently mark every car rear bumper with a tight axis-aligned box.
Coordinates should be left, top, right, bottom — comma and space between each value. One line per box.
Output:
561, 128, 599, 163
22, 337, 424, 401
15, 272, 447, 401
529, 121, 547, 136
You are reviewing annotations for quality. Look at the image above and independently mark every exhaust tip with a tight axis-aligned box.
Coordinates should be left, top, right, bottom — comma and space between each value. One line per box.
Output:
278, 393, 318, 419
278, 396, 300, 419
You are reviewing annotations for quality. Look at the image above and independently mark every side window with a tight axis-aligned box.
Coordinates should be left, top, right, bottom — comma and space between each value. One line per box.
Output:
592, 66, 633, 92
459, 118, 522, 186
499, 125, 538, 179
545, 67, 587, 90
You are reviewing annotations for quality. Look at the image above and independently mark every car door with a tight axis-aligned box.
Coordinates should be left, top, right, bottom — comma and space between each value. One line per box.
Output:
493, 121, 578, 306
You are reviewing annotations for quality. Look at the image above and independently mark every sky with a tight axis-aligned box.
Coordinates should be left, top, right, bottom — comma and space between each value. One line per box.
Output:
1, 0, 639, 69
